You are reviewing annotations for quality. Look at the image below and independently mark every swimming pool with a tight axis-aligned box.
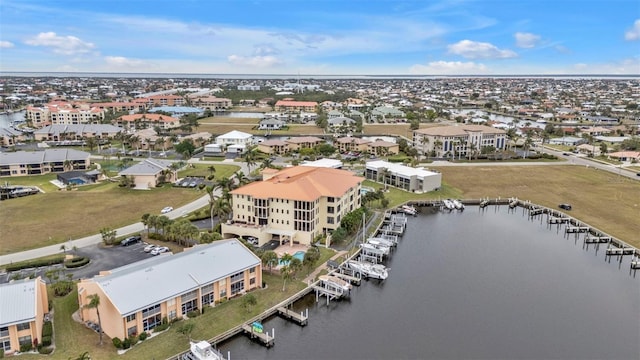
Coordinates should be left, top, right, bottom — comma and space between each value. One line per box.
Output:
278, 250, 305, 266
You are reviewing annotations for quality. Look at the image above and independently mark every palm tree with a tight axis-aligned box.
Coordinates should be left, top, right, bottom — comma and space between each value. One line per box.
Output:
156, 215, 171, 237
207, 165, 216, 178
84, 294, 103, 345
210, 196, 231, 232
243, 145, 258, 173
261, 251, 279, 274
63, 160, 73, 171
303, 247, 321, 275
85, 137, 98, 152
235, 171, 250, 186
288, 257, 303, 279
280, 253, 294, 291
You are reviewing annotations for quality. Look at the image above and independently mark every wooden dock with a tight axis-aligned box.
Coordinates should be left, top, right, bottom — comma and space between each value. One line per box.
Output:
584, 235, 611, 244
277, 307, 308, 326
606, 247, 636, 256
566, 226, 590, 233
548, 217, 570, 224
332, 271, 361, 286
241, 324, 275, 347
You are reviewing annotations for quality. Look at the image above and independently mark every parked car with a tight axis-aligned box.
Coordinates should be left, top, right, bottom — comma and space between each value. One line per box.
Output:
559, 203, 572, 210
161, 206, 173, 214
245, 236, 258, 246
121, 235, 142, 246
143, 244, 157, 253
151, 246, 169, 256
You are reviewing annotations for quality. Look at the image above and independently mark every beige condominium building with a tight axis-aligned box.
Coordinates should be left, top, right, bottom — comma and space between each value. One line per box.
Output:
222, 166, 364, 247
77, 240, 261, 341
0, 278, 49, 356
413, 124, 507, 158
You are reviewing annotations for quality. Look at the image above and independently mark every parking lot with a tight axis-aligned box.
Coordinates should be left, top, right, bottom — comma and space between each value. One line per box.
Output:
174, 176, 210, 188
1, 240, 162, 283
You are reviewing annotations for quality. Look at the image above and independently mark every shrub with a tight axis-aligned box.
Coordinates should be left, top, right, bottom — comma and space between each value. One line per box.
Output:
64, 256, 90, 268
121, 337, 131, 349
42, 321, 53, 337
37, 346, 53, 355
20, 343, 33, 352
52, 280, 74, 297
41, 335, 51, 347
153, 322, 170, 333
0, 349, 3, 358
112, 337, 122, 349
5, 256, 65, 272
186, 310, 200, 318
138, 332, 148, 341
129, 335, 139, 346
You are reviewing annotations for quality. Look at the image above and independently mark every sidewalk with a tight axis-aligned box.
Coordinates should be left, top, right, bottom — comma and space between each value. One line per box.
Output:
303, 250, 349, 283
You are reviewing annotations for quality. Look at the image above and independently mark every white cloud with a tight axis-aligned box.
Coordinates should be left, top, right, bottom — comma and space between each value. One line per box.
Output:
25, 32, 95, 55
410, 61, 488, 75
624, 19, 640, 40
571, 58, 640, 74
104, 56, 146, 68
554, 45, 571, 54
0, 41, 15, 48
227, 55, 284, 68
447, 40, 517, 59
514, 32, 541, 48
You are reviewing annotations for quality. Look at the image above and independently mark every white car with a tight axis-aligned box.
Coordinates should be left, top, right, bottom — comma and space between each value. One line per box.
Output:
143, 244, 157, 253
151, 246, 169, 256
161, 206, 173, 214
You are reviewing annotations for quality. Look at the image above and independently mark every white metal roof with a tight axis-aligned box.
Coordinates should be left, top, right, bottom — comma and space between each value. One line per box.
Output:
92, 240, 261, 316
366, 160, 440, 179
0, 278, 40, 326
216, 130, 253, 140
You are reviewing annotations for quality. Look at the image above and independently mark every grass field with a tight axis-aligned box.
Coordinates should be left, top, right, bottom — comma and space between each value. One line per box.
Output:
0, 164, 238, 255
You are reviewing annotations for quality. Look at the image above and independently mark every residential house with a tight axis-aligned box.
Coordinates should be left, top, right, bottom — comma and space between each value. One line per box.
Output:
139, 94, 185, 107
365, 160, 442, 193
77, 241, 262, 341
215, 130, 253, 147
222, 166, 363, 246
327, 117, 356, 130
190, 96, 233, 111
90, 102, 147, 113
0, 127, 27, 147
0, 278, 49, 356
548, 136, 586, 146
258, 118, 285, 130
118, 158, 176, 189
608, 151, 640, 162
0, 149, 90, 177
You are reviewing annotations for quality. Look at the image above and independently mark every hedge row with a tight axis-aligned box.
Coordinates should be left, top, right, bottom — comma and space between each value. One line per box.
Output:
64, 257, 90, 269
5, 256, 65, 272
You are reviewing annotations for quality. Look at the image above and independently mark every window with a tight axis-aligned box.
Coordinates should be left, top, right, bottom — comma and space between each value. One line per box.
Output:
142, 304, 161, 318
0, 337, 10, 352
231, 280, 245, 296
250, 278, 256, 285
327, 217, 335, 224
168, 310, 177, 321
143, 314, 161, 332
182, 299, 197, 315
249, 267, 256, 273
327, 206, 335, 214
16, 322, 30, 331
126, 314, 136, 322
127, 326, 137, 337
18, 335, 31, 346
0, 327, 8, 338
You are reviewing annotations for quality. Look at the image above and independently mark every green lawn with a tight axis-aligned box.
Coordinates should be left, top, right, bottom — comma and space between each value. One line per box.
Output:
178, 164, 238, 179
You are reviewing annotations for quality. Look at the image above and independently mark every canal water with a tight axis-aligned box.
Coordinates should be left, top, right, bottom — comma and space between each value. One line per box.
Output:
0, 110, 26, 128
218, 206, 640, 360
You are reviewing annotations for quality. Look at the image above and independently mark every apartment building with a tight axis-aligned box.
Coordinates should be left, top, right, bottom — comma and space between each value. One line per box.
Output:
116, 113, 180, 130
191, 96, 233, 110
274, 100, 318, 113
33, 124, 123, 142
222, 166, 363, 246
0, 149, 90, 177
77, 241, 261, 341
365, 160, 442, 193
26, 102, 105, 128
413, 125, 507, 158
90, 102, 147, 113
139, 94, 185, 107
0, 278, 49, 356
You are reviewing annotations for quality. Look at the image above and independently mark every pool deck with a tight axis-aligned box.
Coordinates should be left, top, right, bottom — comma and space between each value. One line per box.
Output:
273, 244, 308, 257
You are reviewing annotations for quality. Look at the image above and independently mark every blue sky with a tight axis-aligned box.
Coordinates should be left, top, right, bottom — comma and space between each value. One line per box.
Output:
0, 0, 639, 75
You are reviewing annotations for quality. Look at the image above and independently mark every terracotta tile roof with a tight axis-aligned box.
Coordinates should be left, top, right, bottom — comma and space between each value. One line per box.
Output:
260, 139, 288, 146
275, 100, 318, 107
231, 166, 363, 201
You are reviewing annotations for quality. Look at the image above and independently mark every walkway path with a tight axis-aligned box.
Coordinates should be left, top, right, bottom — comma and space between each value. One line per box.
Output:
303, 250, 349, 284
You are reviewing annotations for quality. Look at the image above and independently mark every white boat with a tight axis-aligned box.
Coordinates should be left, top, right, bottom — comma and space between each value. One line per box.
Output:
360, 242, 390, 256
401, 204, 417, 216
182, 341, 225, 360
347, 260, 389, 280
442, 199, 455, 210
452, 199, 465, 210
319, 274, 352, 292
367, 237, 396, 247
